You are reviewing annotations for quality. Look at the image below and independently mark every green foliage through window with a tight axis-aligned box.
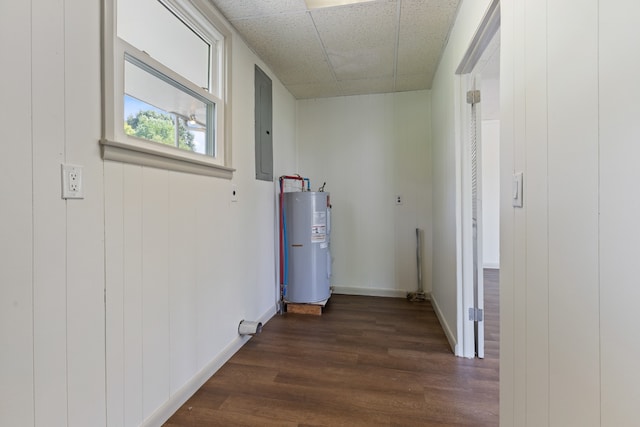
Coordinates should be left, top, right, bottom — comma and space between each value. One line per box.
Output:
125, 110, 196, 151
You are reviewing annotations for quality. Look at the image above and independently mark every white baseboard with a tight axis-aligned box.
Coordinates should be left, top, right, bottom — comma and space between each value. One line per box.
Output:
143, 304, 277, 427
483, 262, 500, 269
430, 295, 457, 354
332, 286, 413, 299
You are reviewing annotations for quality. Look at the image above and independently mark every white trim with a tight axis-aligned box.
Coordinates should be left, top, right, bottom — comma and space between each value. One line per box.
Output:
430, 294, 459, 356
160, 0, 225, 97
120, 37, 223, 107
101, 0, 234, 175
142, 304, 277, 427
115, 39, 225, 166
455, 0, 501, 74
331, 286, 415, 299
454, 72, 480, 359
189, 0, 234, 168
101, 138, 234, 178
483, 262, 500, 269
454, 0, 501, 360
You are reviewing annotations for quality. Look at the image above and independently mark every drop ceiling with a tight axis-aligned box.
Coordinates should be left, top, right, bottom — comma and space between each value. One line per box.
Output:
207, 0, 461, 99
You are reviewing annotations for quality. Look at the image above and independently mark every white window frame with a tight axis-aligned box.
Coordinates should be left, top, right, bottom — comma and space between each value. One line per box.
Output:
101, 0, 234, 178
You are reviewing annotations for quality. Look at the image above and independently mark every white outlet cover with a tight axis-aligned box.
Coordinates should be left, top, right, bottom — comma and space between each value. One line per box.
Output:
62, 164, 84, 199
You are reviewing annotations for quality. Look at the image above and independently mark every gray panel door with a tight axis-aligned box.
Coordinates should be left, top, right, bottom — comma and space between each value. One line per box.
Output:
255, 65, 273, 181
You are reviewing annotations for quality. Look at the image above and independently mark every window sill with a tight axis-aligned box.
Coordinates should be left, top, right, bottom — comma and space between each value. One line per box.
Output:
100, 138, 234, 179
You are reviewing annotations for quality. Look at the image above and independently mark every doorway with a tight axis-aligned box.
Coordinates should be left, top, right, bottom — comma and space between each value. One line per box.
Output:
455, 0, 500, 359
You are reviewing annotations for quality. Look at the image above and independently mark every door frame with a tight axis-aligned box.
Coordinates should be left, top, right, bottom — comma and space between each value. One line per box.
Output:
454, 0, 500, 359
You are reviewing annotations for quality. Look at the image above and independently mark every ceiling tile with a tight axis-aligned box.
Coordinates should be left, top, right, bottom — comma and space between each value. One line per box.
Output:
231, 13, 334, 85
286, 81, 342, 99
209, 0, 308, 20
337, 76, 394, 96
395, 73, 432, 92
207, 0, 462, 98
396, 0, 459, 76
329, 46, 395, 80
396, 39, 441, 76
312, 1, 397, 80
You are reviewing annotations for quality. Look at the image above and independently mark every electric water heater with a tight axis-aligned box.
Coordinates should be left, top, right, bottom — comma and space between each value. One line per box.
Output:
283, 191, 331, 303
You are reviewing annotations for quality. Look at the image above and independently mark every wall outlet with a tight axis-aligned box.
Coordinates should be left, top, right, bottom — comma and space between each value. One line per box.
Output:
62, 164, 84, 199
395, 195, 403, 205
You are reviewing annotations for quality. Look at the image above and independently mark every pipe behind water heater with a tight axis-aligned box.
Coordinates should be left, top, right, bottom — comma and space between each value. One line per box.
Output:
408, 228, 426, 302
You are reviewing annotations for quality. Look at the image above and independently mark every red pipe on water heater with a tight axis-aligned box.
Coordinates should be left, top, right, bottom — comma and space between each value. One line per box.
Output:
278, 175, 307, 290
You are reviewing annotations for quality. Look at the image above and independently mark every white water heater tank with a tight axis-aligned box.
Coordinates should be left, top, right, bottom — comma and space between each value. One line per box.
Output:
283, 191, 331, 303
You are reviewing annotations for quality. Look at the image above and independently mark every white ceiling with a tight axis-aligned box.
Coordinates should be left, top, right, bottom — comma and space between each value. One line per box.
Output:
207, 0, 461, 99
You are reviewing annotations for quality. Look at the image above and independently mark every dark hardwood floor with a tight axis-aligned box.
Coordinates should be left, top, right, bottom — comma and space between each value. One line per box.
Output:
483, 268, 499, 361
165, 271, 499, 426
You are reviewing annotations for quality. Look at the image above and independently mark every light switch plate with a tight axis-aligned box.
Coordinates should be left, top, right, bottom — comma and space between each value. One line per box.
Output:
512, 172, 523, 208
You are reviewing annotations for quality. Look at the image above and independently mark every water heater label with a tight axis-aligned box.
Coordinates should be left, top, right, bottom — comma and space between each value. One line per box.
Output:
312, 211, 327, 243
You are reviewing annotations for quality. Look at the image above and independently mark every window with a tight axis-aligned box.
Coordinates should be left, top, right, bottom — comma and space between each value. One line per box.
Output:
101, 0, 234, 178
123, 57, 213, 156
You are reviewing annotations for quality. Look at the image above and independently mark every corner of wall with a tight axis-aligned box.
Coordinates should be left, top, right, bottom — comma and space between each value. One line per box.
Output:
430, 294, 457, 354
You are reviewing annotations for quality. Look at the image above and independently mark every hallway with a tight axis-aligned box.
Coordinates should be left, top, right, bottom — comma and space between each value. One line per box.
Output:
165, 272, 499, 426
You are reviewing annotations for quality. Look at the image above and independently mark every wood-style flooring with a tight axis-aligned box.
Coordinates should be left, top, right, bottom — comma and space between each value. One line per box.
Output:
165, 270, 499, 426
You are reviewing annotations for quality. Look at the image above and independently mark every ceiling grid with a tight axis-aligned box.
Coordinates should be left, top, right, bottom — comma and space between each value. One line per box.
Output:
208, 0, 461, 98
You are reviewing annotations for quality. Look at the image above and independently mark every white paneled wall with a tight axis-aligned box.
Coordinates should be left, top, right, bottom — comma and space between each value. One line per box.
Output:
0, 1, 297, 425
1, 0, 35, 424
32, 0, 68, 424
104, 34, 297, 427
519, 0, 548, 424
495, 0, 640, 425
430, 0, 640, 424
429, 0, 494, 353
547, 1, 600, 423
104, 165, 241, 425
498, 0, 517, 419
499, 0, 602, 424
296, 91, 432, 297
64, 0, 106, 422
599, 1, 640, 425
1, 0, 106, 425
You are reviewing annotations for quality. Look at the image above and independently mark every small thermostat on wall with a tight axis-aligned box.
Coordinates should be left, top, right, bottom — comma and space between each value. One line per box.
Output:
231, 184, 238, 202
